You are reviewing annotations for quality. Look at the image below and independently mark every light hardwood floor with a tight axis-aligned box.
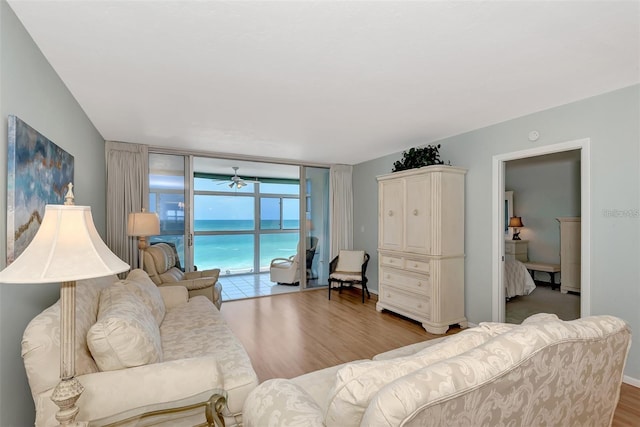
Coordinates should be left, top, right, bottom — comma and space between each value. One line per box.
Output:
220, 287, 639, 426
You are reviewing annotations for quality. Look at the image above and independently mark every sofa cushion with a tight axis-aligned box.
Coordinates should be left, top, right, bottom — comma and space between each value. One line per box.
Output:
119, 268, 166, 324
361, 316, 631, 427
87, 285, 163, 371
522, 312, 560, 324
160, 296, 259, 415
324, 323, 516, 427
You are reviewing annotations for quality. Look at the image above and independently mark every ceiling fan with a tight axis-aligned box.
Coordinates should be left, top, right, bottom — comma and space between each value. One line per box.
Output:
221, 166, 260, 189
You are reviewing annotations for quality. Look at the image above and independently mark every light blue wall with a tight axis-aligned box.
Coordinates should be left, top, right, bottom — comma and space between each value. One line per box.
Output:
353, 84, 640, 381
0, 1, 107, 425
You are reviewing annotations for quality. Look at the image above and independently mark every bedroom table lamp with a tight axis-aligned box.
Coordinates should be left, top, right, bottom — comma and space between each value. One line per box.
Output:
508, 216, 524, 240
0, 183, 129, 426
127, 209, 160, 269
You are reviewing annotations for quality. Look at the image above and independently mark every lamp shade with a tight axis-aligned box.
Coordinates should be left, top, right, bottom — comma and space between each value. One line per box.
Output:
0, 205, 130, 283
508, 216, 524, 228
127, 211, 160, 237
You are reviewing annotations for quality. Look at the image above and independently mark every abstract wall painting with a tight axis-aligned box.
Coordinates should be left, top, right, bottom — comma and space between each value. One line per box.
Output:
6, 115, 74, 263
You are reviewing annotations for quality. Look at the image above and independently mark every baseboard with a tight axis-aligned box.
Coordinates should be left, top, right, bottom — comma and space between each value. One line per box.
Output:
623, 375, 640, 388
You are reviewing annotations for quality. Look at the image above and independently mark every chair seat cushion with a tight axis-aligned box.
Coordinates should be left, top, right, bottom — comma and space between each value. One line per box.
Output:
330, 272, 362, 282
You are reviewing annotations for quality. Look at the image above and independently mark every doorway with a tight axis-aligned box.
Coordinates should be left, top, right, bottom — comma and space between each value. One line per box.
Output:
492, 139, 591, 323
504, 151, 581, 323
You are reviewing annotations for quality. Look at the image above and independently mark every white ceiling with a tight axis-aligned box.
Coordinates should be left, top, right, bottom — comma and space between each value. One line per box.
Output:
8, 1, 640, 166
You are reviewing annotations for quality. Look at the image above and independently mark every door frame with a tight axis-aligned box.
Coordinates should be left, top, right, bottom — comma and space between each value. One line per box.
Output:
491, 138, 591, 322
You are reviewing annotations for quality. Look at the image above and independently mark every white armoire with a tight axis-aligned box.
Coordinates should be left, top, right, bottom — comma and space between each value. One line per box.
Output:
557, 217, 581, 294
376, 165, 467, 334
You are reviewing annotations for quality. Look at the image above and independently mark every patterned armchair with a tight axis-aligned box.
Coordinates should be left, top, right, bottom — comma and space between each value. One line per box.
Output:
143, 242, 222, 309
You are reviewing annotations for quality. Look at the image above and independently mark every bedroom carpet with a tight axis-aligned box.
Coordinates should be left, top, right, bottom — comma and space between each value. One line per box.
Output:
506, 283, 580, 324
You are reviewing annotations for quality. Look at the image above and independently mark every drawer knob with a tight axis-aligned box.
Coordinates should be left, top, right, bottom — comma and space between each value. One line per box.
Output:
388, 210, 394, 217
389, 259, 394, 263
417, 282, 422, 287
413, 209, 418, 216
417, 303, 422, 308
386, 274, 391, 279
413, 263, 419, 268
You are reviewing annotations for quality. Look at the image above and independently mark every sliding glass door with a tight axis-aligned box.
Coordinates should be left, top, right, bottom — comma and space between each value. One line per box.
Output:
192, 158, 302, 278
304, 166, 330, 287
148, 153, 330, 294
148, 153, 189, 267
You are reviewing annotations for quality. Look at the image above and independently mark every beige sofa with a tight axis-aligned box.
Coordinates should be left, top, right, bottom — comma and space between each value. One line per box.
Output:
22, 269, 258, 427
243, 314, 631, 427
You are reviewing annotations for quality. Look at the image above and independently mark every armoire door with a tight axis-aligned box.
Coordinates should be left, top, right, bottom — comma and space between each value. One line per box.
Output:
379, 179, 404, 251
404, 174, 431, 254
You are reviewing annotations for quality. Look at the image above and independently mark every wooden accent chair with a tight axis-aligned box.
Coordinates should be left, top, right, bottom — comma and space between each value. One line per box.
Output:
328, 250, 370, 303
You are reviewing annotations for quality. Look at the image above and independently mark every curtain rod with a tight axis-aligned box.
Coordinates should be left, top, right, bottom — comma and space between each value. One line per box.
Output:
147, 145, 332, 169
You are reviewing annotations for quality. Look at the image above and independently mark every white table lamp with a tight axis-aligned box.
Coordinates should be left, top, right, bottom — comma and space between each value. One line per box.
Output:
127, 209, 160, 269
0, 183, 129, 426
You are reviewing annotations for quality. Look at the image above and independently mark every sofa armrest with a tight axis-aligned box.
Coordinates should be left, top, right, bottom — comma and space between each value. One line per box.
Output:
76, 356, 221, 424
158, 285, 189, 309
242, 379, 324, 427
89, 389, 227, 427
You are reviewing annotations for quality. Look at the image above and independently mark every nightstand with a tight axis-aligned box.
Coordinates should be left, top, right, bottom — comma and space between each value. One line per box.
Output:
505, 240, 528, 262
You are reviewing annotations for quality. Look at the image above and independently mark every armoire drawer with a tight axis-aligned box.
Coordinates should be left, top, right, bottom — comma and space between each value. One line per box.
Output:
381, 286, 430, 317
380, 254, 404, 269
404, 258, 429, 274
380, 268, 431, 296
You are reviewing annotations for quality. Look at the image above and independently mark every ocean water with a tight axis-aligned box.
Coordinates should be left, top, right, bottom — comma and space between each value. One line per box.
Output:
193, 219, 300, 274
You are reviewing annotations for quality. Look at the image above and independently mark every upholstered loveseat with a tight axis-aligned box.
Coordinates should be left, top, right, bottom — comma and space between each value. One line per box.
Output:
22, 269, 258, 426
243, 314, 631, 427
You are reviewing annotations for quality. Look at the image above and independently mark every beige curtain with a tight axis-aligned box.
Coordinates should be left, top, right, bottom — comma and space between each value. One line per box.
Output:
105, 141, 148, 269
329, 164, 353, 258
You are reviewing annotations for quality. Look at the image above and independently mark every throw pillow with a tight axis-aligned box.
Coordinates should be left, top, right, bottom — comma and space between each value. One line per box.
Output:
119, 269, 166, 325
87, 285, 163, 372
324, 322, 516, 427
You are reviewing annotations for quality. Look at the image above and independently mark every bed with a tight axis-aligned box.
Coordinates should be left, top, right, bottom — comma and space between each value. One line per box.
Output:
505, 259, 536, 298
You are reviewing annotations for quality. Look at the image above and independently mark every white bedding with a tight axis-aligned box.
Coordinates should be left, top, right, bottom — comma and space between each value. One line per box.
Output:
505, 259, 536, 298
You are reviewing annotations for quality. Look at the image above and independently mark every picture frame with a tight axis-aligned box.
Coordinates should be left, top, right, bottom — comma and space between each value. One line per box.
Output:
6, 115, 74, 263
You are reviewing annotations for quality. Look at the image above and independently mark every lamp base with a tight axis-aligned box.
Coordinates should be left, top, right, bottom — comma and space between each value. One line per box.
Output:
138, 236, 149, 270
51, 376, 87, 426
